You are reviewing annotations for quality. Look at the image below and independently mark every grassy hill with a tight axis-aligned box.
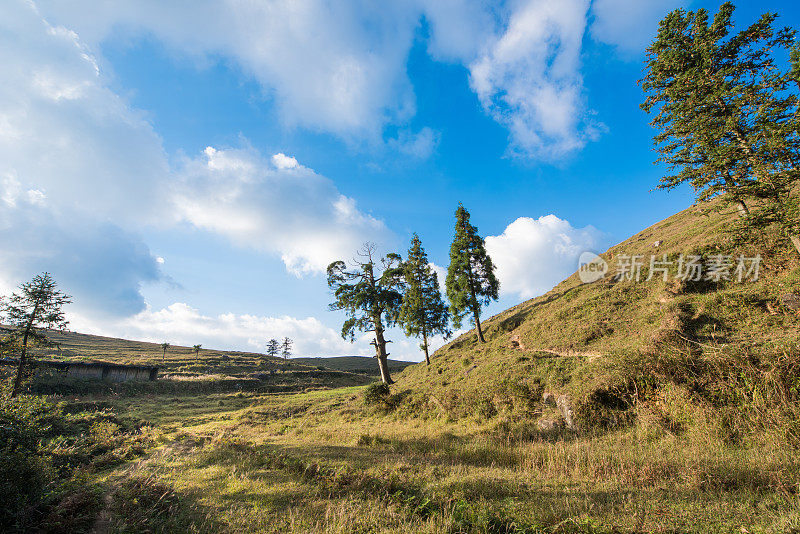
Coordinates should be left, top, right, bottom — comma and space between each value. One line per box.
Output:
291, 356, 415, 375
6, 202, 800, 533
394, 201, 800, 435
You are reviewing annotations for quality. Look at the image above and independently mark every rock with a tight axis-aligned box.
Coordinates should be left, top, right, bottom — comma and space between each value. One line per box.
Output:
542, 392, 556, 407
653, 240, 663, 247
780, 293, 800, 311
536, 417, 562, 431
556, 395, 575, 430
509, 333, 526, 350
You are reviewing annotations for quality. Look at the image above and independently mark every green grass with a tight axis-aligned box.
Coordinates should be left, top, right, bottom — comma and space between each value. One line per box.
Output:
17, 385, 793, 533
5, 202, 800, 532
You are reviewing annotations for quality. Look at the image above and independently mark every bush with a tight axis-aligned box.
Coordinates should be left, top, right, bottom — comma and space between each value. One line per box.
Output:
363, 382, 391, 406
0, 394, 62, 531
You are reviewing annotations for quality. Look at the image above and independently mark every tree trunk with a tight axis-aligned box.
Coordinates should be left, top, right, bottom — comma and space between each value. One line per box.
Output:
736, 198, 750, 217
473, 307, 485, 343
422, 329, 430, 366
11, 320, 34, 398
465, 259, 485, 343
373, 319, 394, 385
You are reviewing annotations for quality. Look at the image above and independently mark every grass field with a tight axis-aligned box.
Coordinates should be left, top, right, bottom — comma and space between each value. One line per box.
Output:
7, 383, 793, 533
4, 203, 800, 532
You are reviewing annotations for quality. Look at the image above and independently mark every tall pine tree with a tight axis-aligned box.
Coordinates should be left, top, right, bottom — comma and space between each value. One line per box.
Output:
641, 2, 800, 248
445, 205, 499, 343
397, 234, 450, 365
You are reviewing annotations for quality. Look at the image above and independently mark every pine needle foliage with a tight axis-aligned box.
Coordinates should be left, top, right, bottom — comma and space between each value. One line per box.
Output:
1, 272, 71, 397
397, 234, 451, 365
327, 243, 403, 384
640, 1, 800, 247
266, 339, 280, 358
445, 204, 499, 343
281, 337, 293, 359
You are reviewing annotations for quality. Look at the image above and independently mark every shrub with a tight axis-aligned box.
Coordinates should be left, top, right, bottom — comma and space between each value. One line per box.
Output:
0, 394, 64, 531
363, 383, 391, 406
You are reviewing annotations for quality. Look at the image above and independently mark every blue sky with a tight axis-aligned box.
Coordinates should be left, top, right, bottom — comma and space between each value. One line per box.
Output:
1, 0, 797, 361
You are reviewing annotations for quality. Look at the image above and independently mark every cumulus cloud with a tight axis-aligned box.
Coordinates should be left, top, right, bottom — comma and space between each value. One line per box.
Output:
468, 0, 601, 159
0, 1, 169, 225
32, 0, 606, 160
35, 0, 419, 139
0, 1, 402, 361
173, 145, 392, 275
0, 2, 168, 317
68, 302, 367, 358
485, 215, 605, 299
590, 0, 685, 54
0, 181, 164, 318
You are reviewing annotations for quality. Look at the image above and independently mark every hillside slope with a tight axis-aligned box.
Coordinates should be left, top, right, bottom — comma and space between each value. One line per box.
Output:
292, 356, 414, 375
393, 202, 800, 436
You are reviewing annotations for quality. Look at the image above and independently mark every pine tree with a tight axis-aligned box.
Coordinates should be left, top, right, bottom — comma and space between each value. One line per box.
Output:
266, 339, 280, 358
160, 342, 170, 363
1, 272, 71, 397
445, 204, 499, 343
641, 2, 800, 249
327, 243, 403, 384
397, 234, 450, 365
281, 337, 293, 359
193, 344, 202, 360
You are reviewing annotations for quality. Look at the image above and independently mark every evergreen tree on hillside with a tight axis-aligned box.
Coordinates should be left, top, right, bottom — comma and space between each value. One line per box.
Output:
160, 342, 170, 363
397, 234, 451, 365
1, 272, 71, 397
266, 339, 280, 358
193, 344, 202, 360
327, 243, 403, 384
445, 205, 499, 343
641, 2, 800, 249
281, 337, 293, 359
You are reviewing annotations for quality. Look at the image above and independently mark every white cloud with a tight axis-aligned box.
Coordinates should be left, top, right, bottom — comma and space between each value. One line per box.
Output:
0, 181, 164, 317
485, 215, 605, 299
591, 0, 685, 54
0, 1, 170, 226
389, 127, 440, 159
35, 0, 420, 139
0, 1, 407, 362
0, 2, 167, 317
429, 262, 448, 288
173, 145, 392, 276
468, 0, 600, 159
68, 302, 367, 358
271, 153, 299, 170
33, 0, 604, 160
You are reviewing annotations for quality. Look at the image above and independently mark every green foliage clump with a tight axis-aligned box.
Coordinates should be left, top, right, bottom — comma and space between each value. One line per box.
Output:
0, 393, 61, 530
363, 382, 391, 406
641, 1, 800, 247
